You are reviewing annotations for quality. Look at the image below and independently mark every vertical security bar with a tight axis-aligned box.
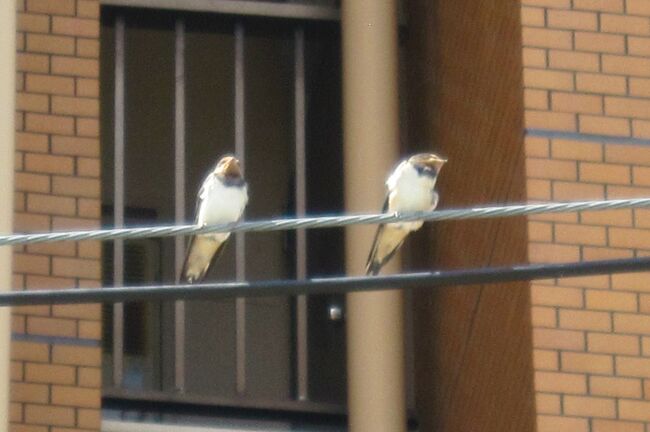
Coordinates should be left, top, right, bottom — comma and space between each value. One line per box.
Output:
294, 27, 309, 401
234, 21, 247, 396
173, 18, 186, 393
113, 15, 126, 388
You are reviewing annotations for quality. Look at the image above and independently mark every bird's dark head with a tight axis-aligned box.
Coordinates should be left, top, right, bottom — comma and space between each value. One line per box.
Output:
215, 155, 243, 181
408, 152, 447, 178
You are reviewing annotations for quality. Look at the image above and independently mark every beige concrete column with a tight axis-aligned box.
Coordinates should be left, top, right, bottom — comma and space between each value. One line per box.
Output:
342, 1, 405, 431
0, 0, 16, 428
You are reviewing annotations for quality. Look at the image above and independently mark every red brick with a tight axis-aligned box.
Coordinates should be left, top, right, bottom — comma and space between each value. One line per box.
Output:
13, 253, 50, 275
16, 132, 48, 153
575, 31, 626, 53
555, 223, 606, 245
25, 73, 74, 96
563, 395, 616, 418
614, 312, 650, 334
53, 257, 100, 279
76, 158, 99, 177
26, 0, 75, 15
549, 50, 599, 72
532, 305, 557, 327
581, 208, 632, 226
527, 158, 577, 180
11, 382, 49, 403
16, 53, 49, 73
602, 54, 650, 78
25, 363, 76, 385
601, 13, 650, 35
612, 271, 650, 292
51, 56, 98, 78
27, 193, 76, 216
524, 89, 549, 110
618, 356, 650, 378
590, 376, 643, 398
27, 316, 77, 338
548, 9, 598, 30
76, 117, 99, 137
529, 242, 580, 262
52, 345, 100, 366
26, 34, 75, 55
553, 180, 604, 200
531, 284, 584, 307
51, 136, 98, 157
76, 78, 98, 97
15, 172, 50, 193
579, 114, 631, 137
77, 367, 101, 388
605, 96, 650, 120
537, 415, 588, 432
17, 12, 50, 33
76, 38, 99, 58
587, 290, 637, 311
77, 0, 99, 18
536, 393, 560, 414
524, 68, 575, 90
525, 110, 577, 131
588, 332, 640, 355
24, 405, 75, 427
11, 341, 49, 362
523, 47, 547, 68
606, 145, 650, 165
629, 36, 650, 57
628, 0, 650, 16
619, 399, 650, 422
534, 349, 559, 370
25, 153, 73, 175
573, 0, 624, 12
523, 27, 573, 49
533, 328, 585, 350
52, 176, 99, 198
550, 139, 603, 161
25, 113, 74, 135
52, 16, 98, 38
561, 351, 613, 374
51, 96, 99, 117
51, 385, 101, 408
535, 371, 587, 394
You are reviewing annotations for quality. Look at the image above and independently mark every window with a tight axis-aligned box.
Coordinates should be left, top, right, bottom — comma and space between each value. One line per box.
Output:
100, 2, 348, 417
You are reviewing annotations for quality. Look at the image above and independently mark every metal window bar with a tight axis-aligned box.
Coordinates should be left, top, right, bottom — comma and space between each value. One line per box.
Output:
234, 20, 247, 397
174, 17, 186, 393
294, 26, 309, 402
113, 14, 126, 389
3, 256, 650, 306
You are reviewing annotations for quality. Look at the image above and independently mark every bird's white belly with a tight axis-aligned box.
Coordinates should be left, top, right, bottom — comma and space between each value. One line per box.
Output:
197, 180, 248, 242
388, 169, 437, 232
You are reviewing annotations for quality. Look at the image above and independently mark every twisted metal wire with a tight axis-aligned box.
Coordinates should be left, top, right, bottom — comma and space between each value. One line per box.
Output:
1, 197, 649, 246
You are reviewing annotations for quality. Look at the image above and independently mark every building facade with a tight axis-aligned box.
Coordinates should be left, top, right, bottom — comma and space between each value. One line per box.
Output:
5, 0, 650, 431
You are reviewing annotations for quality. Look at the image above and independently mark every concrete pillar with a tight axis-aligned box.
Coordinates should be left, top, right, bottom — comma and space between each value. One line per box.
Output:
341, 1, 405, 431
0, 0, 16, 428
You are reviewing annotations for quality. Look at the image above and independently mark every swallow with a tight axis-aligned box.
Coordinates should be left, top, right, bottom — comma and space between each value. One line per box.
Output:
181, 155, 248, 283
366, 153, 447, 275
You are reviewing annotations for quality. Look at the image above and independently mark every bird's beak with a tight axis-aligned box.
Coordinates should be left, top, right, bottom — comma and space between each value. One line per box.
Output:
219, 156, 242, 178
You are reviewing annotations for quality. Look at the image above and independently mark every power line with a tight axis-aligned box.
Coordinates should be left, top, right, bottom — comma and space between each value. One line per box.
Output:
1, 197, 650, 246
2, 255, 650, 306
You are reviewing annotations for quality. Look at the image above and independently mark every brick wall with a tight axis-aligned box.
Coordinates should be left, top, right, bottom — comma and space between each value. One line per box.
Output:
523, 0, 650, 431
11, 0, 102, 431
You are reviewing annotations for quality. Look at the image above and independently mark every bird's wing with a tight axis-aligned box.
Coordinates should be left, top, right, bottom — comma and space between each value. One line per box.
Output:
365, 197, 397, 275
180, 234, 228, 283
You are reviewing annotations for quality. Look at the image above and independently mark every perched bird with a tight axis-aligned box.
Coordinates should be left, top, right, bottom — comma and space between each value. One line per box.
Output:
366, 153, 447, 275
181, 155, 248, 283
